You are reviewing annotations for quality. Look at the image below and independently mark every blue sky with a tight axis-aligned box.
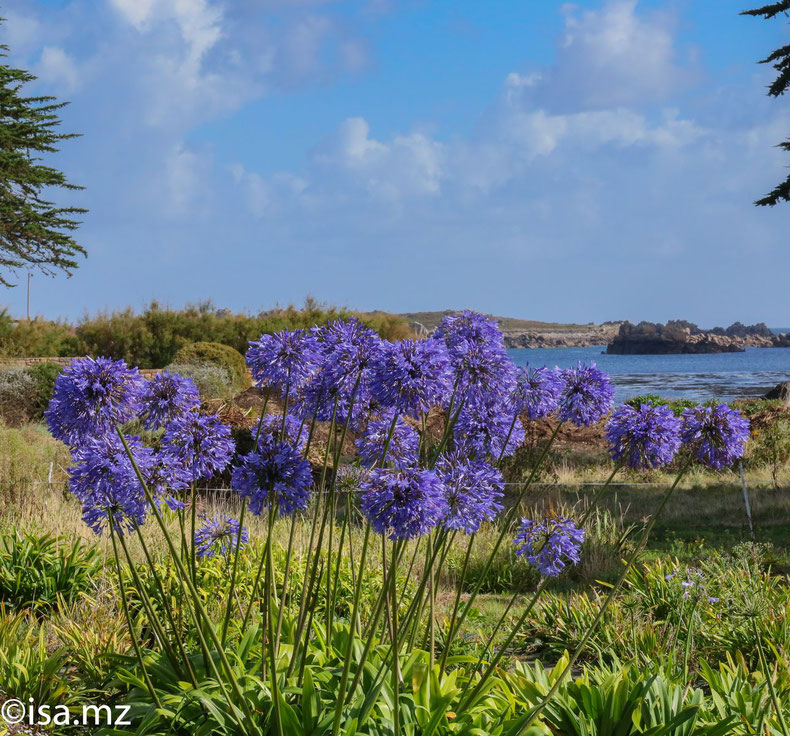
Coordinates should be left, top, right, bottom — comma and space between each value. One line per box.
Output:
2, 0, 789, 326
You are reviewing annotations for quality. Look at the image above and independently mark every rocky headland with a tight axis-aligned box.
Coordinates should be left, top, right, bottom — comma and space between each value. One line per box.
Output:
607, 321, 790, 355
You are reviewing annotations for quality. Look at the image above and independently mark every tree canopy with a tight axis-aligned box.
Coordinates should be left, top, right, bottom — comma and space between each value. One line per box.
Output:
742, 1, 790, 206
0, 23, 86, 287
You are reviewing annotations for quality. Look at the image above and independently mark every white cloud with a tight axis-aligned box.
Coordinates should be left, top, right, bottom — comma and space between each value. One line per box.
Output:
36, 46, 82, 91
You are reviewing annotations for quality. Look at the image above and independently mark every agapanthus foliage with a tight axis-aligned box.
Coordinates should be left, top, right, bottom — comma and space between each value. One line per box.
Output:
680, 404, 750, 470
606, 403, 682, 469
194, 515, 249, 558
510, 365, 564, 420
356, 411, 419, 469
360, 467, 448, 540
161, 413, 235, 482
558, 362, 615, 427
369, 339, 452, 418
231, 437, 313, 516
514, 517, 585, 577
454, 399, 525, 460
139, 372, 201, 430
46, 357, 144, 445
68, 434, 153, 535
435, 450, 504, 534
246, 329, 319, 395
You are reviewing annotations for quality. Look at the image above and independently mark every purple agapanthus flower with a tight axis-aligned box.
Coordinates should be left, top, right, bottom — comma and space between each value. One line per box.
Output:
246, 329, 320, 395
360, 467, 448, 540
255, 413, 308, 454
231, 437, 313, 516
139, 372, 201, 430
161, 413, 235, 481
514, 517, 585, 577
454, 399, 525, 460
356, 410, 419, 469
144, 451, 193, 511
606, 403, 682, 469
433, 311, 516, 404
510, 365, 565, 420
46, 357, 145, 445
194, 515, 249, 558
368, 339, 452, 418
558, 362, 615, 427
68, 434, 154, 535
435, 450, 504, 534
680, 404, 750, 470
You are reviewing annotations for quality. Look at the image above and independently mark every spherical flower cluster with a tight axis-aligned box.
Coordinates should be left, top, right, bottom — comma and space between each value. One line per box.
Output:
356, 411, 419, 468
558, 362, 615, 427
231, 437, 313, 516
433, 310, 505, 353
161, 413, 235, 482
46, 357, 144, 445
454, 400, 525, 460
256, 413, 308, 454
68, 434, 153, 535
360, 467, 448, 540
510, 365, 564, 420
144, 451, 193, 510
680, 404, 750, 470
605, 403, 682, 469
194, 515, 249, 558
435, 450, 504, 534
513, 517, 585, 577
139, 372, 201, 430
246, 329, 319, 394
369, 339, 452, 418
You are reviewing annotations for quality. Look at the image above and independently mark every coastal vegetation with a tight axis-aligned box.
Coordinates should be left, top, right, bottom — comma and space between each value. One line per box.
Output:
1, 311, 788, 734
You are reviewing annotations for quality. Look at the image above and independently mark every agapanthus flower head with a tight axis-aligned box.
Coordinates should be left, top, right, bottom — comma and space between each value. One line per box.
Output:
680, 404, 750, 470
68, 434, 154, 535
435, 450, 504, 534
368, 339, 452, 418
46, 356, 145, 445
558, 362, 615, 427
514, 516, 585, 577
433, 310, 505, 353
139, 371, 201, 429
145, 450, 193, 511
317, 318, 383, 383
255, 413, 308, 454
360, 467, 448, 540
334, 464, 369, 495
161, 413, 235, 481
511, 365, 564, 420
246, 329, 320, 395
356, 410, 419, 469
454, 399, 525, 460
605, 403, 682, 469
194, 514, 249, 558
231, 436, 313, 516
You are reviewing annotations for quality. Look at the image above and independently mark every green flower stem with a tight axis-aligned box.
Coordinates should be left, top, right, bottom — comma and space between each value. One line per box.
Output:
108, 525, 162, 710
132, 523, 198, 688
221, 496, 247, 646
114, 427, 258, 733
438, 531, 475, 675
438, 421, 564, 673
578, 463, 623, 526
390, 538, 402, 736
330, 522, 373, 736
514, 458, 693, 736
496, 413, 519, 466
753, 616, 790, 736
274, 511, 299, 654
189, 481, 197, 583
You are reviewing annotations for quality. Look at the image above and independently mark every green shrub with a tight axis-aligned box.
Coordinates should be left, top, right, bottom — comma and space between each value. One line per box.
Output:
625, 394, 697, 416
171, 341, 250, 391
0, 367, 37, 425
748, 418, 790, 486
165, 362, 235, 399
0, 531, 102, 610
24, 361, 63, 419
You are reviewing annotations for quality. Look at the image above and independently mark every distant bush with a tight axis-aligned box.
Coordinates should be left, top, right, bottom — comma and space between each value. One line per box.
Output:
24, 362, 63, 419
625, 393, 697, 416
0, 368, 37, 425
165, 362, 235, 400
0, 309, 77, 358
170, 342, 249, 391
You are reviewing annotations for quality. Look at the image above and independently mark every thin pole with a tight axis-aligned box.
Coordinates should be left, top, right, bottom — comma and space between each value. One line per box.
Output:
26, 273, 32, 320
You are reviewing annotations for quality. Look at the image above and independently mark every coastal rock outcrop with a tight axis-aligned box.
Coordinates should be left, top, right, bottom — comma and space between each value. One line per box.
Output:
765, 381, 790, 406
606, 321, 790, 355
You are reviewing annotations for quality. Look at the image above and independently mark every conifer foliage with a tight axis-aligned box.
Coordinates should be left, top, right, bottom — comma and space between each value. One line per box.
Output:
0, 21, 86, 286
742, 2, 790, 206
